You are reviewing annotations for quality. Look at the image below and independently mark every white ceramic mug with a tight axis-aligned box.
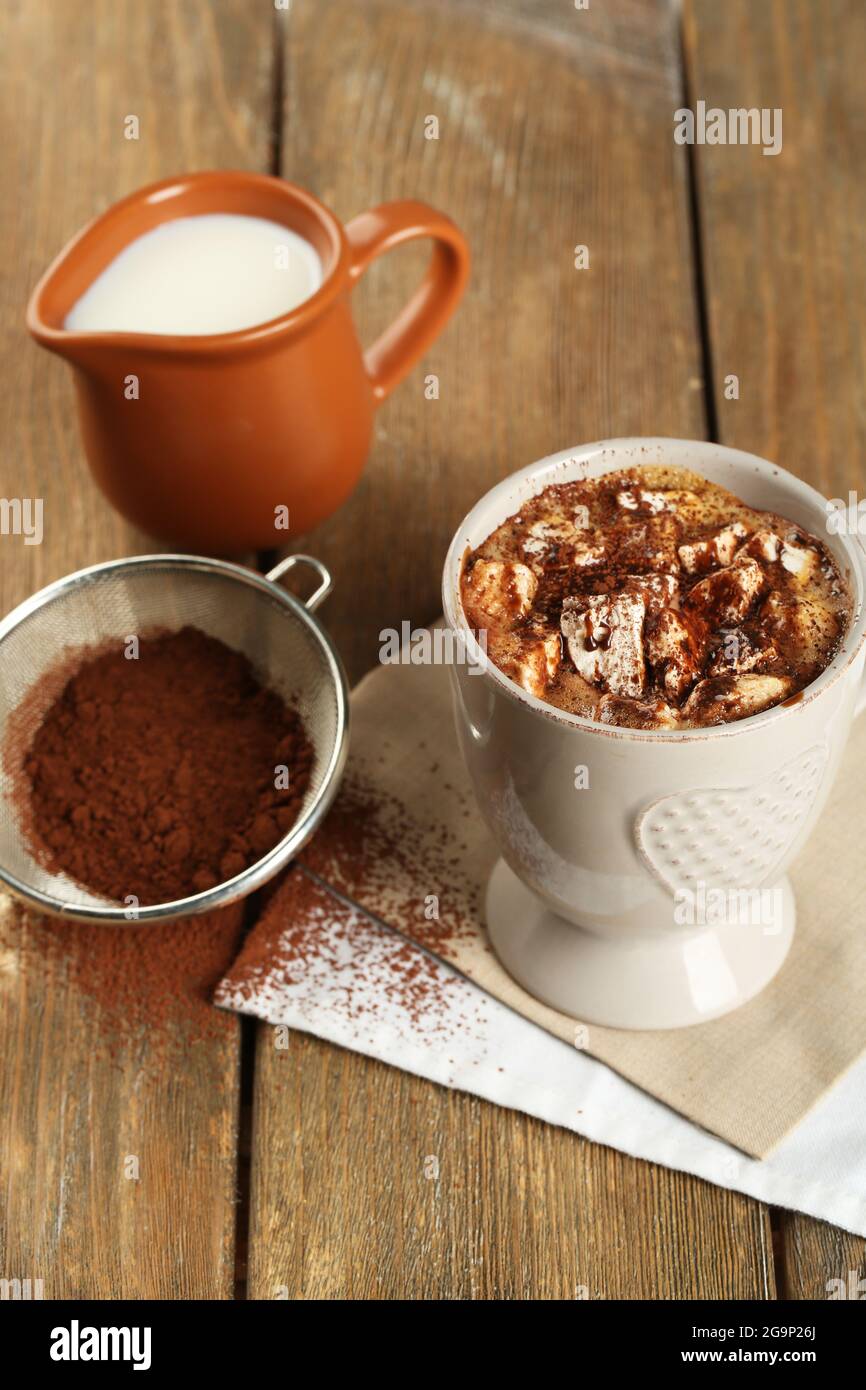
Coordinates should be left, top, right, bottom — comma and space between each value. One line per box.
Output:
442, 439, 866, 1029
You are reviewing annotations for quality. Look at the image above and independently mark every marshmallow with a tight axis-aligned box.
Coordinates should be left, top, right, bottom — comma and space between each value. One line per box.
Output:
561, 592, 646, 698
520, 518, 575, 563
511, 632, 562, 698
678, 522, 749, 574
740, 529, 781, 563
645, 608, 706, 703
572, 539, 607, 569
462, 559, 537, 625
707, 627, 781, 677
598, 694, 681, 729
685, 555, 766, 625
780, 538, 821, 588
738, 530, 821, 588
683, 673, 793, 725
617, 488, 700, 516
761, 590, 840, 656
624, 572, 680, 614
520, 517, 607, 571
615, 515, 681, 573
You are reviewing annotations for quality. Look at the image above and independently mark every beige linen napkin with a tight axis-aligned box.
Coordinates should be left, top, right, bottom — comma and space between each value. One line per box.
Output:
298, 653, 866, 1157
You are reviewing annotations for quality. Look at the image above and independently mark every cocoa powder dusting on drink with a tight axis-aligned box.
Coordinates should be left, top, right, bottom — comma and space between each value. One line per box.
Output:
6, 626, 314, 905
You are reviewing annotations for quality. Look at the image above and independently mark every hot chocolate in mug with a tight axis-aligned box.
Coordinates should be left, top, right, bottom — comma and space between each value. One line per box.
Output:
27, 171, 470, 552
443, 439, 866, 1030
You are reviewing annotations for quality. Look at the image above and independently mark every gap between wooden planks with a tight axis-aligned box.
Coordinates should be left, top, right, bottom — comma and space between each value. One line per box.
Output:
0, 0, 274, 1299
244, 0, 776, 1301
684, 0, 866, 1298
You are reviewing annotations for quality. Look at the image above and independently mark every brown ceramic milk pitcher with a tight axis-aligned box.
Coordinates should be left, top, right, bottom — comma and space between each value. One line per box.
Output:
26, 171, 470, 552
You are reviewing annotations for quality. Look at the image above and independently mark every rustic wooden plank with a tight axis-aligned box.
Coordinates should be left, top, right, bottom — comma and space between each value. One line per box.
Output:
247, 0, 775, 1300
780, 1218, 865, 1302
250, 1028, 773, 1299
684, 0, 866, 497
278, 0, 705, 685
0, 0, 273, 1297
684, 0, 866, 1297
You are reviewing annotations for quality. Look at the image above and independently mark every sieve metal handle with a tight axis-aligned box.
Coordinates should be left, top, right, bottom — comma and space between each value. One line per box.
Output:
266, 554, 332, 612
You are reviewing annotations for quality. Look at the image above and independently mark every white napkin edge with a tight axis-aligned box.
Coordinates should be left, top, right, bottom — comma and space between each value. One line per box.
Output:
216, 886, 866, 1242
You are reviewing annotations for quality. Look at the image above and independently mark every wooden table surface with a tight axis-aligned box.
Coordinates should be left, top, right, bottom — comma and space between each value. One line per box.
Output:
1, 0, 864, 1299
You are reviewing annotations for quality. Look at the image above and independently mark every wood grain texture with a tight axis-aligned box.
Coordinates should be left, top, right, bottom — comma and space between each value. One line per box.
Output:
684, 0, 866, 1298
247, 0, 776, 1300
780, 1218, 865, 1301
0, 0, 272, 1297
0, 902, 247, 1299
684, 0, 866, 498
277, 0, 705, 684
252, 1028, 778, 1295
249, 1028, 774, 1300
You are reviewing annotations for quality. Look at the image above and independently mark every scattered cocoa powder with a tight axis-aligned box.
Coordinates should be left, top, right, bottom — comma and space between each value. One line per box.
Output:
2, 716, 481, 1062
216, 763, 492, 1043
219, 866, 485, 1041
8, 626, 314, 905
298, 772, 482, 961
0, 895, 245, 1057
0, 767, 482, 1063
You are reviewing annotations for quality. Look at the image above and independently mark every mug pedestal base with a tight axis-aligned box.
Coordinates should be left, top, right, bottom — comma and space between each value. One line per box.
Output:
485, 860, 795, 1030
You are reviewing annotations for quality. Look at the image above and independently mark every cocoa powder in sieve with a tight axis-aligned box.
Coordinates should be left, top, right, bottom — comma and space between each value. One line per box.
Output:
9, 625, 314, 905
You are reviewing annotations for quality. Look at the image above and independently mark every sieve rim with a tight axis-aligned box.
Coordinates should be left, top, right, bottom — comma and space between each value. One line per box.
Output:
0, 553, 350, 924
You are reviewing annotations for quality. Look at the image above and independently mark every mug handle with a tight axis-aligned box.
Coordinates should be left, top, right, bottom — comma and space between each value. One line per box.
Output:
345, 200, 470, 403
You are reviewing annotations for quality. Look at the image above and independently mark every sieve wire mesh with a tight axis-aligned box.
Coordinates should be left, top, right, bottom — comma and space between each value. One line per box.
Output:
0, 558, 345, 918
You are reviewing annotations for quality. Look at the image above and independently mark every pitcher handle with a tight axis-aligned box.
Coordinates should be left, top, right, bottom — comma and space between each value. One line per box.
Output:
345, 200, 470, 403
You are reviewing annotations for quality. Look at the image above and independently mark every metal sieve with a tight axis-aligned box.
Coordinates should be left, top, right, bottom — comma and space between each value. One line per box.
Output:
0, 553, 349, 923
